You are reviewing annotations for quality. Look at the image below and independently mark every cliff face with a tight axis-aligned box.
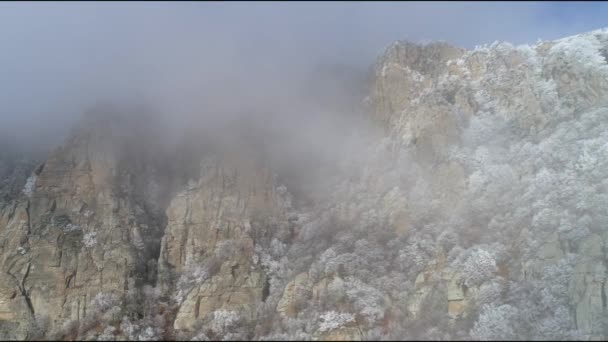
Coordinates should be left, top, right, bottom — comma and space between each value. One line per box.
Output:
364, 28, 608, 340
1, 28, 608, 341
159, 140, 292, 334
0, 109, 296, 340
0, 108, 177, 339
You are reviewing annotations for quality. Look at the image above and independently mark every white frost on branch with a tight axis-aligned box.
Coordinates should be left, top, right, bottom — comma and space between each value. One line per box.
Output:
22, 174, 37, 197
83, 231, 98, 248
318, 311, 355, 332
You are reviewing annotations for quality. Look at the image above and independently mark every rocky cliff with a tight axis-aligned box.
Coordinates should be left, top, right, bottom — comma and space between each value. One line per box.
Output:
1, 28, 608, 340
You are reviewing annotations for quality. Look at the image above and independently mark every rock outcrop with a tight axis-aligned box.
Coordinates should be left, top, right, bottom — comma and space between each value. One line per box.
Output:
366, 28, 608, 340
0, 108, 176, 339
160, 148, 290, 332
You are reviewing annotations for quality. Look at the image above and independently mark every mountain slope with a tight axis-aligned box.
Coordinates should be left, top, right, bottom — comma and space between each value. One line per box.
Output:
1, 28, 608, 340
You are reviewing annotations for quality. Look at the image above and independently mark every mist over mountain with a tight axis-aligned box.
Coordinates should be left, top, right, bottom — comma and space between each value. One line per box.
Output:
1, 3, 608, 341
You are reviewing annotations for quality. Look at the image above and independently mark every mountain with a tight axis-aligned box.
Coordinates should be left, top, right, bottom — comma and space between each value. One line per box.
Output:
1, 28, 608, 340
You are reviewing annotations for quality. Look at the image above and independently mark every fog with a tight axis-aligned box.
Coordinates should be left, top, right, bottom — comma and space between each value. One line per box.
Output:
1, 2, 607, 150
0, 2, 606, 200
2, 3, 608, 340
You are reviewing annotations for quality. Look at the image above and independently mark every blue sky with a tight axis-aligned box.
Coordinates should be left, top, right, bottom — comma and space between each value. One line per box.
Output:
0, 2, 607, 144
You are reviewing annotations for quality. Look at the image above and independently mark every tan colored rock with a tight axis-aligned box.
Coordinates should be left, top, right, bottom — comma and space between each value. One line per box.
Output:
408, 272, 433, 318
160, 146, 289, 332
370, 30, 608, 151
0, 113, 174, 338
319, 326, 363, 341
277, 272, 311, 318
370, 41, 465, 131
569, 235, 607, 338
448, 301, 465, 318
446, 273, 465, 317
312, 277, 330, 302
447, 274, 464, 302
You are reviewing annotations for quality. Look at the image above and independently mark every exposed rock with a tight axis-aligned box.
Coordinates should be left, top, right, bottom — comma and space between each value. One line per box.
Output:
370, 29, 608, 149
0, 109, 175, 339
312, 277, 330, 303
446, 273, 465, 317
368, 29, 608, 339
318, 326, 363, 341
159, 139, 290, 332
570, 235, 607, 338
276, 272, 311, 318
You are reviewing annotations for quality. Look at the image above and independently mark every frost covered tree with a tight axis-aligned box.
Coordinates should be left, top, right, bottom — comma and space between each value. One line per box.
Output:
461, 248, 497, 288
22, 174, 37, 197
470, 304, 521, 340
318, 311, 355, 333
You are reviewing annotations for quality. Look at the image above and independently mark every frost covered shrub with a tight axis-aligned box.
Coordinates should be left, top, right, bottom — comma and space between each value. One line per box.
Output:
97, 326, 117, 341
326, 277, 346, 305
83, 231, 98, 248
397, 244, 429, 276
259, 317, 313, 341
211, 309, 242, 334
91, 292, 120, 313
63, 223, 82, 233
120, 316, 138, 340
474, 279, 504, 306
538, 256, 576, 309
318, 311, 355, 332
462, 248, 497, 288
22, 174, 36, 197
344, 277, 385, 326
189, 331, 210, 341
470, 304, 521, 340
137, 326, 161, 341
534, 306, 580, 341
119, 315, 164, 341
174, 265, 210, 304
214, 239, 238, 259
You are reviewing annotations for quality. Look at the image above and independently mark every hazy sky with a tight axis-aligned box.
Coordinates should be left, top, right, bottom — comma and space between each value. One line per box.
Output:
1, 2, 607, 146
